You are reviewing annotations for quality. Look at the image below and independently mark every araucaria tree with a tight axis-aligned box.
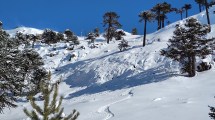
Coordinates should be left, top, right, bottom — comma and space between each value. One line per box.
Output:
183, 4, 192, 18
161, 18, 212, 77
209, 98, 215, 119
195, 0, 205, 12
139, 10, 155, 47
103, 12, 122, 44
204, 0, 211, 26
176, 7, 185, 20
23, 73, 80, 120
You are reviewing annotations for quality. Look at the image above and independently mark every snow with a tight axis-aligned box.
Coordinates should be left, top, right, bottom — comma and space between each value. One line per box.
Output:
1, 5, 215, 120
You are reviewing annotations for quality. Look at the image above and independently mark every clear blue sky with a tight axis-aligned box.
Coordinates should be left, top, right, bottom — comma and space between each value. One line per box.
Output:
0, 0, 204, 35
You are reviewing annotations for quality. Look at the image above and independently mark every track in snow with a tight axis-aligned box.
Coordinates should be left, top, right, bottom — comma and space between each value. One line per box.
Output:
97, 89, 134, 120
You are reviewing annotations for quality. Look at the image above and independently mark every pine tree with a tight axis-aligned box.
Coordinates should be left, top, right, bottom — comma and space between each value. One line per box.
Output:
139, 10, 155, 47
0, 21, 2, 29
103, 12, 122, 44
114, 30, 125, 40
85, 32, 96, 48
0, 22, 48, 113
23, 73, 79, 120
183, 4, 192, 18
42, 29, 59, 44
64, 29, 79, 45
209, 97, 215, 119
131, 28, 138, 35
161, 18, 213, 77
93, 28, 100, 37
118, 39, 129, 52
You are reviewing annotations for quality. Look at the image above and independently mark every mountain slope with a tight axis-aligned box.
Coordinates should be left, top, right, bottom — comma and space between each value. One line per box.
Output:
1, 5, 215, 120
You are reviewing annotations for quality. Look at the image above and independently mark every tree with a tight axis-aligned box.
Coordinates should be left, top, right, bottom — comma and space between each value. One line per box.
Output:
161, 18, 212, 77
183, 4, 192, 18
23, 73, 79, 120
0, 21, 2, 29
64, 29, 79, 45
204, 0, 211, 26
195, 0, 205, 12
151, 3, 163, 30
160, 2, 172, 28
114, 30, 125, 40
85, 32, 96, 48
118, 39, 129, 52
176, 8, 185, 20
94, 28, 100, 37
103, 12, 122, 44
209, 106, 215, 119
42, 29, 59, 44
0, 22, 48, 113
139, 10, 155, 47
131, 28, 138, 35
209, 97, 215, 119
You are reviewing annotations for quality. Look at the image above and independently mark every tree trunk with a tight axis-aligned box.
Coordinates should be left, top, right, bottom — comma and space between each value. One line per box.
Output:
186, 9, 188, 18
143, 20, 147, 47
205, 0, 211, 26
162, 17, 165, 28
157, 10, 161, 30
191, 55, 196, 77
180, 12, 183, 20
188, 56, 193, 77
199, 4, 202, 12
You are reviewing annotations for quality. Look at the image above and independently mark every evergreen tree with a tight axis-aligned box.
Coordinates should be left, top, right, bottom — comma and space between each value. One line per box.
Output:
85, 32, 96, 48
0, 21, 2, 29
114, 30, 125, 40
103, 12, 122, 44
151, 3, 163, 30
93, 28, 100, 37
23, 73, 79, 120
160, 2, 172, 28
195, 0, 205, 12
131, 28, 138, 35
42, 29, 59, 44
118, 39, 129, 52
183, 4, 192, 18
29, 34, 39, 48
139, 10, 155, 47
0, 22, 48, 112
204, 0, 211, 27
176, 8, 185, 20
64, 29, 79, 45
161, 18, 212, 77
209, 98, 215, 120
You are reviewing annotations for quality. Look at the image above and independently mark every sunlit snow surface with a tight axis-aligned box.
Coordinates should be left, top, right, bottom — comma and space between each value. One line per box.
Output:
1, 6, 215, 120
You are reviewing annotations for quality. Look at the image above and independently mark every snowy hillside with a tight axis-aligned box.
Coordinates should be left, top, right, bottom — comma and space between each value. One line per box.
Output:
1, 6, 215, 120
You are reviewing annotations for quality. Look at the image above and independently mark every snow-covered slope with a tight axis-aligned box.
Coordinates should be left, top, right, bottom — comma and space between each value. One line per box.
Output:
6, 27, 44, 37
1, 6, 215, 120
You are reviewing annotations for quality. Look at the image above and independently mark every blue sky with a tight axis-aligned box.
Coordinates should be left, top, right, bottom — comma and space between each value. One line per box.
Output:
0, 0, 202, 35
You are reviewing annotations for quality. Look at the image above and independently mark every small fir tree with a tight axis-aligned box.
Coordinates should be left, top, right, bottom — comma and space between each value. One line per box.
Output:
64, 29, 79, 45
118, 39, 129, 52
131, 28, 138, 35
209, 97, 215, 119
23, 73, 79, 120
161, 18, 213, 77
